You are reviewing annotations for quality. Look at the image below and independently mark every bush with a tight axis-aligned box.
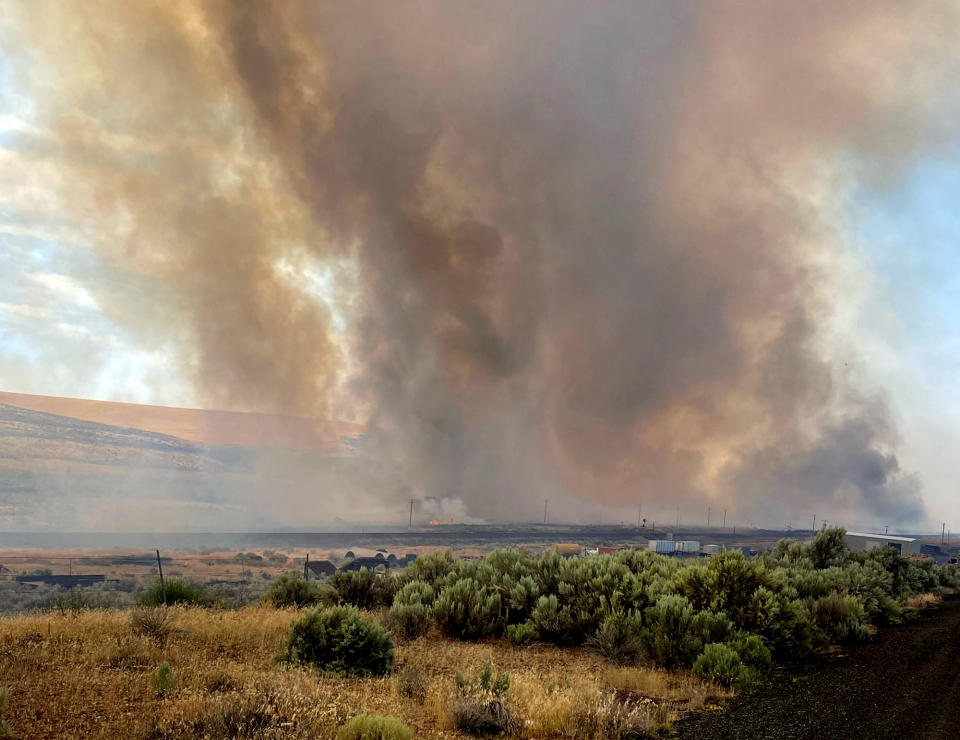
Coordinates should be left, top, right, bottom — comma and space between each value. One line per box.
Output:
530, 594, 578, 645
588, 611, 644, 665
331, 569, 399, 609
433, 578, 503, 640
262, 572, 322, 608
451, 700, 513, 737
385, 581, 434, 640
152, 661, 176, 697
337, 714, 415, 740
505, 622, 536, 646
730, 633, 772, 671
131, 608, 175, 647
810, 593, 870, 643
642, 595, 701, 667
692, 643, 748, 688
456, 661, 510, 700
138, 579, 212, 607
282, 605, 395, 677
403, 550, 456, 585
395, 664, 429, 701
0, 688, 12, 738
811, 528, 850, 570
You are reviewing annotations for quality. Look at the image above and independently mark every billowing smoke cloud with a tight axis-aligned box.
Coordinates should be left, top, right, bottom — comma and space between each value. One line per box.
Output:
4, 1, 958, 527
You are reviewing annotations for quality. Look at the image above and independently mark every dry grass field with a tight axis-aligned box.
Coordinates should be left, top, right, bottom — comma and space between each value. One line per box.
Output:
0, 606, 731, 739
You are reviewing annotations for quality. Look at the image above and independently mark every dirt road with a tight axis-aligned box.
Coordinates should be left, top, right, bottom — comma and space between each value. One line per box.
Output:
676, 595, 960, 739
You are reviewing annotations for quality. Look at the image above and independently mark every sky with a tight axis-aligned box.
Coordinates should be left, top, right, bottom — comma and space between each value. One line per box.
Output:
1, 2, 959, 531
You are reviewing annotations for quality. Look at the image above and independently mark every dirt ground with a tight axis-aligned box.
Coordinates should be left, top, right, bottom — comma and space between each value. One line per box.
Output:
676, 595, 960, 739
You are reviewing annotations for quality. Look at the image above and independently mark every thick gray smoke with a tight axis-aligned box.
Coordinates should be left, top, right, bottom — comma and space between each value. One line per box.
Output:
6, 1, 958, 527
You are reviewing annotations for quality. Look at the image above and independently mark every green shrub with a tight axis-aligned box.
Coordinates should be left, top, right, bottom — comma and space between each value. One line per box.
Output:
0, 688, 13, 737
530, 594, 578, 645
730, 633, 772, 671
152, 661, 176, 697
404, 550, 457, 585
336, 714, 414, 740
811, 527, 850, 570
642, 595, 702, 667
692, 643, 749, 688
456, 661, 510, 700
810, 593, 870, 643
262, 572, 322, 608
505, 621, 536, 646
385, 581, 434, 640
331, 569, 399, 609
282, 605, 395, 677
138, 579, 212, 607
433, 578, 503, 639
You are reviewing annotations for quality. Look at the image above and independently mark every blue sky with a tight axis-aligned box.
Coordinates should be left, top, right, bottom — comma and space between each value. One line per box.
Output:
847, 151, 960, 525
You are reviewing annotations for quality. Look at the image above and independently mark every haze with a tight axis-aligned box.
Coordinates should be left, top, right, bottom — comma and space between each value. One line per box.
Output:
2, 2, 960, 532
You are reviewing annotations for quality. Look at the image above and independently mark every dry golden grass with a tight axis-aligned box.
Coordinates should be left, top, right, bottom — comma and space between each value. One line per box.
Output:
0, 607, 730, 739
904, 593, 940, 611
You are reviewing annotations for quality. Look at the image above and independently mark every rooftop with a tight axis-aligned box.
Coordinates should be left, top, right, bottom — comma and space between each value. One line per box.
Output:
846, 532, 916, 543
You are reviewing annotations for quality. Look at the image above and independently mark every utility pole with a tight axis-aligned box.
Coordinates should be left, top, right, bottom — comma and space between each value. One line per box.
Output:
812, 514, 816, 533
156, 549, 166, 606
637, 504, 642, 528
884, 525, 888, 535
409, 500, 415, 528
543, 498, 549, 525
723, 509, 727, 529
943, 522, 947, 546
675, 505, 680, 530
822, 519, 828, 532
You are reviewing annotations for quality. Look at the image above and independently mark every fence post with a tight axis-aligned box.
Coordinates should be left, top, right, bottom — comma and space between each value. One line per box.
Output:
156, 549, 166, 605
304, 553, 309, 580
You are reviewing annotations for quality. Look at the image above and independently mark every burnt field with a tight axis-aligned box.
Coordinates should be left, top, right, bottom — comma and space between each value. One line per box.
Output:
0, 523, 798, 553
676, 595, 960, 739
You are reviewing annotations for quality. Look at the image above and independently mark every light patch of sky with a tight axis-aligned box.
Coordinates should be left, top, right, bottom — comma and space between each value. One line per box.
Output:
847, 150, 960, 526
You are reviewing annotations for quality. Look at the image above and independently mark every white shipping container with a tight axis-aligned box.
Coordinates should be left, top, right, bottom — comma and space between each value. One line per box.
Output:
676, 540, 701, 553
648, 540, 676, 554
702, 544, 721, 555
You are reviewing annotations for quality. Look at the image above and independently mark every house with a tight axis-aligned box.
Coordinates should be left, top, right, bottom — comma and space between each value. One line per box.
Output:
845, 532, 922, 556
304, 559, 337, 577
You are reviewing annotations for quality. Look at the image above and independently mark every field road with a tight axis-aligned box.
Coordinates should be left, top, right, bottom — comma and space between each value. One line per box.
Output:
676, 595, 960, 739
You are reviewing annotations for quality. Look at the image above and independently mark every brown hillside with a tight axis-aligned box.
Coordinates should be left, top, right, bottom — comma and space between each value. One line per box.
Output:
0, 391, 363, 452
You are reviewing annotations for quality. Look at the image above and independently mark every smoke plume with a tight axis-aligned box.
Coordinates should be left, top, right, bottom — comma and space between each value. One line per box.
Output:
5, 1, 959, 527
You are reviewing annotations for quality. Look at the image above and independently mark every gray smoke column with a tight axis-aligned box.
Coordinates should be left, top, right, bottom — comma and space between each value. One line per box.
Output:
6, 1, 958, 526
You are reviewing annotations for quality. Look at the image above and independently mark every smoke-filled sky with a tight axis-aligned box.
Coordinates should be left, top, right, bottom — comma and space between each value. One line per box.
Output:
2, 1, 960, 530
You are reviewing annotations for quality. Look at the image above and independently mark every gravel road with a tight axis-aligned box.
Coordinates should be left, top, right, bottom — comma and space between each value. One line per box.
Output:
675, 595, 960, 739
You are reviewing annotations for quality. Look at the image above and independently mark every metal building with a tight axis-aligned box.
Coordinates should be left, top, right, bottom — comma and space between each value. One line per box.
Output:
845, 531, 922, 555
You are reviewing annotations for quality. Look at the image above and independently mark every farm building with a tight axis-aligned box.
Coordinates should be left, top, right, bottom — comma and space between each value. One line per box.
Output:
845, 532, 922, 555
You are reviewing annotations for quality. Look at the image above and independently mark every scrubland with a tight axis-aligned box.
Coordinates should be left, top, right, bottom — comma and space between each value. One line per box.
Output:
0, 606, 725, 738
0, 528, 955, 739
